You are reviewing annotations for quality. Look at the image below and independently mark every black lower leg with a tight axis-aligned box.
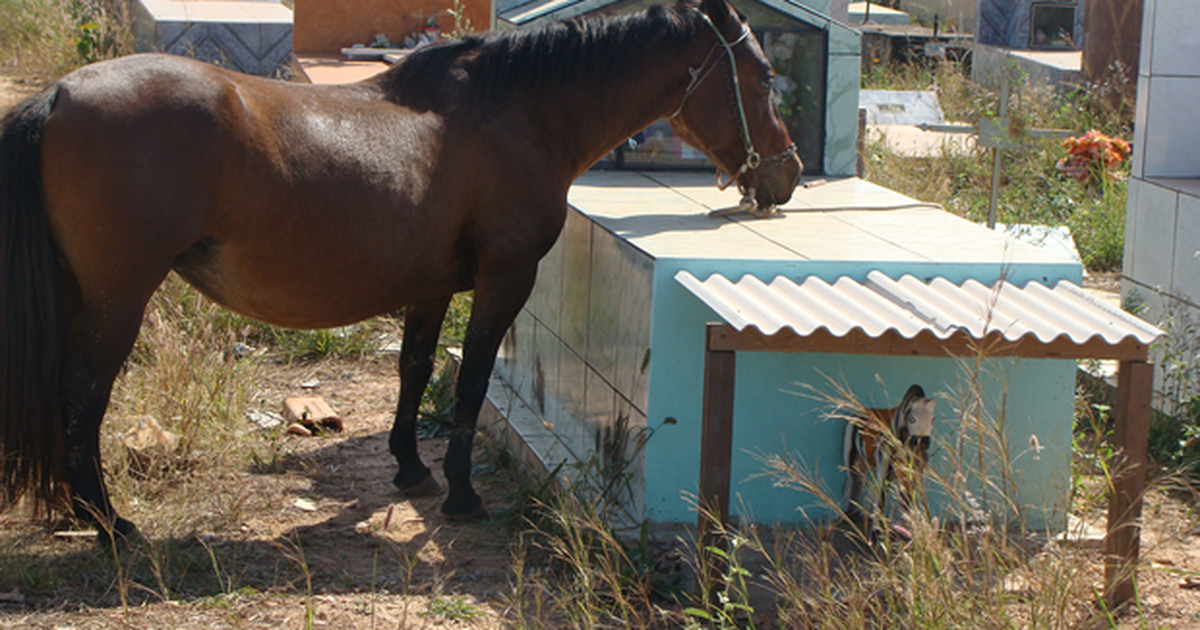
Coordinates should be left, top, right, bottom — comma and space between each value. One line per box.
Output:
440, 351, 490, 519
390, 298, 450, 494
62, 358, 137, 543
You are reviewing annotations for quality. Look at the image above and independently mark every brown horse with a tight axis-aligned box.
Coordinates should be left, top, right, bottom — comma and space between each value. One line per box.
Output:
0, 0, 800, 541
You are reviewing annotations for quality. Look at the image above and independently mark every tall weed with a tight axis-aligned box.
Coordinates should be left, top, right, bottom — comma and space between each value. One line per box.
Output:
0, 0, 130, 77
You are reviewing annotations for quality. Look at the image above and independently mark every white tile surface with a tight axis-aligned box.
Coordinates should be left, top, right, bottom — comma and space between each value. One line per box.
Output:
1148, 0, 1200, 77
1172, 193, 1200, 302
142, 0, 291, 23
1124, 177, 1142, 280
1130, 180, 1179, 292
1141, 77, 1200, 178
569, 172, 1074, 266
560, 210, 592, 352
1140, 0, 1157, 77
586, 229, 622, 387
529, 228, 565, 333
1147, 177, 1200, 198
1132, 75, 1149, 179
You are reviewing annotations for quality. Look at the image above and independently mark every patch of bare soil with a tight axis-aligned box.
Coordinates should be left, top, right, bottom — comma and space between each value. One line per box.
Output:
1083, 270, 1123, 295
2, 356, 518, 628
1121, 488, 1200, 628
0, 74, 40, 111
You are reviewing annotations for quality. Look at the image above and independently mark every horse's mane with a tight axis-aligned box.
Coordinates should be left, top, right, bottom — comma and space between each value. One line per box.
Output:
378, 2, 699, 111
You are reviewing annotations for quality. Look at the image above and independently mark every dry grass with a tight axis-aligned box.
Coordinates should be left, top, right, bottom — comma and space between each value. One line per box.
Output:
0, 0, 131, 79
503, 358, 1186, 629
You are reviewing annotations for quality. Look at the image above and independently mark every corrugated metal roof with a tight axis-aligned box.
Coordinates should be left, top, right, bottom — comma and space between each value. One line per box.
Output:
675, 270, 1163, 350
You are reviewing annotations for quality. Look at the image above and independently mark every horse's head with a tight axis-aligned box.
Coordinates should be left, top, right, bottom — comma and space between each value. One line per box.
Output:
899, 397, 936, 466
669, 0, 803, 213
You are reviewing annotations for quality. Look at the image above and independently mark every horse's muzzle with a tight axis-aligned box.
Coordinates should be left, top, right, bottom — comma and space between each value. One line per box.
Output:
751, 152, 802, 209
906, 435, 932, 463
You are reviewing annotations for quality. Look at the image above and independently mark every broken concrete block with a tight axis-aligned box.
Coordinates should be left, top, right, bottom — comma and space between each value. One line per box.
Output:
282, 396, 344, 434
122, 415, 181, 478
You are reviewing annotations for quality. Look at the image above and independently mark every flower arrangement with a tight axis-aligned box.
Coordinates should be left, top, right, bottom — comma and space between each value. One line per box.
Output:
1055, 129, 1131, 183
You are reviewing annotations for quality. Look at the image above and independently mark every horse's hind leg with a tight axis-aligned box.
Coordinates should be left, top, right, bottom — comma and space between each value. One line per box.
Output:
391, 296, 451, 496
61, 296, 156, 542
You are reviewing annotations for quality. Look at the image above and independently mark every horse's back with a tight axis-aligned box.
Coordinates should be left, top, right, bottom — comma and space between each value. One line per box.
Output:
33, 54, 486, 328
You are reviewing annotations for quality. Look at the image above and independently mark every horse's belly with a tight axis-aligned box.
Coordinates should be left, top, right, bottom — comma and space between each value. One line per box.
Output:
173, 234, 469, 329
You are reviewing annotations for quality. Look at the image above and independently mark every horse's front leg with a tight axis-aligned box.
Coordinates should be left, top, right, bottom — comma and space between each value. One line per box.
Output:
441, 269, 537, 519
391, 296, 452, 496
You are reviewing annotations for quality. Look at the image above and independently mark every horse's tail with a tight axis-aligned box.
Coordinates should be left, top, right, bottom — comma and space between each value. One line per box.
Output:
0, 85, 70, 516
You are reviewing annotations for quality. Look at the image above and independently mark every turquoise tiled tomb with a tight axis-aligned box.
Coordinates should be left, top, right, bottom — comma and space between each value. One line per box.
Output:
490, 172, 1082, 529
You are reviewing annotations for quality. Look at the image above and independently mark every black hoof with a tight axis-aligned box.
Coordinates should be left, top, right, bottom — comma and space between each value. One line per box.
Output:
99, 518, 142, 550
441, 493, 487, 522
398, 474, 444, 498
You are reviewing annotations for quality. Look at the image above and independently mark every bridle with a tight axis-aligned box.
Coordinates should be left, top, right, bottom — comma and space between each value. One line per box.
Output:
673, 10, 798, 195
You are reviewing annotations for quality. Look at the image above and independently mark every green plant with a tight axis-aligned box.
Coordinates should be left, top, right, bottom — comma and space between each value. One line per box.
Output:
860, 59, 1131, 271
438, 292, 473, 353
562, 412, 658, 529
417, 370, 456, 439
441, 0, 475, 40
268, 322, 389, 362
1148, 300, 1200, 471
685, 532, 756, 629
276, 534, 316, 630
421, 595, 485, 621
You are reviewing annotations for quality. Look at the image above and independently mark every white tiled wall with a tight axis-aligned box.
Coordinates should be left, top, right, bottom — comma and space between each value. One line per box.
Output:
1140, 78, 1200, 178
494, 207, 653, 522
133, 0, 293, 76
1142, 0, 1200, 78
1131, 0, 1200, 181
1123, 0, 1200, 328
1172, 193, 1200, 301
1126, 179, 1177, 294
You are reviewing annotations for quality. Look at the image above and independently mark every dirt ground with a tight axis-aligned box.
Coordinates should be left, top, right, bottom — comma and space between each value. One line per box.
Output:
2, 75, 1200, 628
2, 355, 520, 628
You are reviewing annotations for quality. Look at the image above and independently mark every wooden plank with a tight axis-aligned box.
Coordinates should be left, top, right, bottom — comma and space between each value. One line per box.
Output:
1105, 359, 1153, 608
706, 324, 1149, 362
697, 324, 737, 604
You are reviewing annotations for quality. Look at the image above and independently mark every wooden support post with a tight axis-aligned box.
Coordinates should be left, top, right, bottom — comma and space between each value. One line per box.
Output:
697, 323, 736, 603
1105, 359, 1153, 608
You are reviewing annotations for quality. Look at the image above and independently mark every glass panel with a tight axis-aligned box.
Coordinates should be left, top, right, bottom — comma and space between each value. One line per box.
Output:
611, 25, 826, 174
1030, 3, 1077, 50
759, 27, 826, 176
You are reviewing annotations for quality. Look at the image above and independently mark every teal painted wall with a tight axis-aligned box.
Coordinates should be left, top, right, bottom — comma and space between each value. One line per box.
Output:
641, 258, 1080, 527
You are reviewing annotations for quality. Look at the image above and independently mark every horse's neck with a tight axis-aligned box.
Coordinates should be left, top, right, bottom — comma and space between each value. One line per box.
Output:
521, 50, 689, 181
855, 406, 898, 457
860, 407, 896, 433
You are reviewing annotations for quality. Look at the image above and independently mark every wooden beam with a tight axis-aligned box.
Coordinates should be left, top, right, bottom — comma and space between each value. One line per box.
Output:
706, 324, 1150, 362
697, 323, 737, 604
1105, 359, 1153, 609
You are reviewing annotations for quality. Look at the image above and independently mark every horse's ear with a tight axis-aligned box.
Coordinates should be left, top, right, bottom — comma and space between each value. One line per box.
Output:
700, 0, 736, 30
